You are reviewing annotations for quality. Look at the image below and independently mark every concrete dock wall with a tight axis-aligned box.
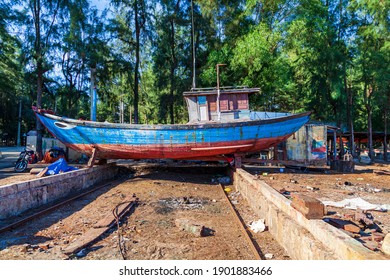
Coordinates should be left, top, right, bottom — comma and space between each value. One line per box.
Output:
233, 168, 387, 260
0, 163, 119, 220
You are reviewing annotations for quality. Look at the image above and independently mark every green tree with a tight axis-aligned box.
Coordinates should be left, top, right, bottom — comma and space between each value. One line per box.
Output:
20, 0, 67, 158
350, 0, 390, 161
111, 0, 153, 124
58, 1, 110, 118
153, 0, 190, 124
0, 2, 23, 145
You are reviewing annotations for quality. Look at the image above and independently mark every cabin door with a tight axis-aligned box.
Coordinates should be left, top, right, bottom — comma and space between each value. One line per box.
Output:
198, 96, 209, 121
199, 106, 208, 121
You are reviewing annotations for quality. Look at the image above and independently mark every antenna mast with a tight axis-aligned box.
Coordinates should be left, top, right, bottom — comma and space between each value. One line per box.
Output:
191, 0, 196, 89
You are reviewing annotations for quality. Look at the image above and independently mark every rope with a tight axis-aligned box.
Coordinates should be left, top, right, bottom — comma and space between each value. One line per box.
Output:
112, 199, 138, 260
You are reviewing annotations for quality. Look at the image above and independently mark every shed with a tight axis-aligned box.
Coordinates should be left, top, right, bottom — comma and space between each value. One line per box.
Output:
286, 123, 329, 165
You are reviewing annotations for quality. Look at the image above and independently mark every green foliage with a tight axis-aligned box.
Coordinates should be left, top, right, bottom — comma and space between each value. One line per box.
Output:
0, 2, 23, 144
0, 0, 389, 148
350, 0, 390, 131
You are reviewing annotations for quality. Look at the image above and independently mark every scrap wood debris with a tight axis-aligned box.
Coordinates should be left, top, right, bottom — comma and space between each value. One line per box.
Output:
324, 208, 387, 252
337, 180, 384, 193
373, 170, 390, 176
62, 196, 138, 258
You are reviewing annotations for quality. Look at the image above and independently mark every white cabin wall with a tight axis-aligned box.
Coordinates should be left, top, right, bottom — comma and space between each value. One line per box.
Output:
185, 97, 198, 123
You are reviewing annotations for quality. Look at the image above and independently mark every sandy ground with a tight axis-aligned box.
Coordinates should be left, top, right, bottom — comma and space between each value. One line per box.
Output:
0, 165, 288, 260
1, 161, 389, 259
243, 162, 390, 254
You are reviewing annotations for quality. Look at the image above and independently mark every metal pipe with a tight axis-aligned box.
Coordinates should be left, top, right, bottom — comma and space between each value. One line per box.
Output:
92, 87, 97, 121
191, 0, 196, 89
216, 64, 226, 121
90, 68, 97, 121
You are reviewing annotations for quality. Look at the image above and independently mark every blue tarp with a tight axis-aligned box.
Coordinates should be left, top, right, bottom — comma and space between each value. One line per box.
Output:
45, 158, 78, 175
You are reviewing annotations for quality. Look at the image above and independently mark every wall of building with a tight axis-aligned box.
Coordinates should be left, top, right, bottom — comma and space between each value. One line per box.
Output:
286, 124, 327, 164
184, 92, 250, 122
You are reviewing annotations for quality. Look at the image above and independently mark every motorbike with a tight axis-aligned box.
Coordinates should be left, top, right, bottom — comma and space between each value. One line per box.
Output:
14, 148, 37, 173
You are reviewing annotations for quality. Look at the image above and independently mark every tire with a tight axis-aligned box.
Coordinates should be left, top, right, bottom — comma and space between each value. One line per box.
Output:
14, 160, 28, 173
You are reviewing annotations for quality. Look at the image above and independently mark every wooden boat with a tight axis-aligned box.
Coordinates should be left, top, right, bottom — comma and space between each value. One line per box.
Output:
33, 87, 310, 162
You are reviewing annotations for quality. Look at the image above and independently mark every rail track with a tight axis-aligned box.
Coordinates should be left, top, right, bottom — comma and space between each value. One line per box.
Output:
0, 176, 130, 234
0, 166, 270, 260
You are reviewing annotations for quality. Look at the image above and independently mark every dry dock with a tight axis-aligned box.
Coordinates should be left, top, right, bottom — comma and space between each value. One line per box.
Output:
0, 161, 389, 260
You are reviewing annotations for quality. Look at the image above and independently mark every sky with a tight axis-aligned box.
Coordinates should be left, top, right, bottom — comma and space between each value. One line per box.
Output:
90, 0, 110, 11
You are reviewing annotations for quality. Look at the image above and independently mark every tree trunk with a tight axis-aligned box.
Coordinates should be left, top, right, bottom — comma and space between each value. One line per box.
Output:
36, 63, 44, 160
348, 95, 355, 157
34, 0, 43, 160
365, 84, 374, 162
345, 69, 355, 157
384, 106, 388, 161
363, 80, 374, 163
133, 1, 140, 124
367, 107, 374, 162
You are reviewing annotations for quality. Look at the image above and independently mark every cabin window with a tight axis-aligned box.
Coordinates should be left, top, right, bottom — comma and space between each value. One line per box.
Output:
220, 95, 229, 111
208, 95, 217, 112
198, 96, 207, 105
237, 94, 249, 110
229, 94, 238, 110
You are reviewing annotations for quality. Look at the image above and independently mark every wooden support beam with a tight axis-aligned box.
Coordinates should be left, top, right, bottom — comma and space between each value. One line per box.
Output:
273, 145, 278, 160
326, 218, 361, 234
282, 141, 287, 160
234, 153, 242, 168
87, 147, 97, 168
241, 158, 310, 166
63, 198, 138, 256
94, 200, 137, 228
62, 227, 110, 256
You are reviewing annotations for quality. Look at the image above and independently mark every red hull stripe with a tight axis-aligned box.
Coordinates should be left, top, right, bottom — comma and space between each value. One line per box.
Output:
68, 136, 288, 160
191, 144, 254, 150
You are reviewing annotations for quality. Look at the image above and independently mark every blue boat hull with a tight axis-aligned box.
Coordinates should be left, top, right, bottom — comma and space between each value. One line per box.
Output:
34, 109, 310, 160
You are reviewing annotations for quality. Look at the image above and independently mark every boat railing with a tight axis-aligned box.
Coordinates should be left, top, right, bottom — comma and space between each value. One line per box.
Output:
189, 85, 251, 92
250, 111, 292, 120
183, 86, 260, 96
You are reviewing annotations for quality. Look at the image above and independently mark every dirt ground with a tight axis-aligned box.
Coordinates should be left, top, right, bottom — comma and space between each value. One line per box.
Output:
0, 165, 289, 260
0, 173, 37, 186
243, 162, 390, 254
1, 161, 389, 260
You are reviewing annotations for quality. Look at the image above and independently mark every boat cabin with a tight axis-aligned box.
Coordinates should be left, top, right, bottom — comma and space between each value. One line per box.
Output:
183, 87, 259, 123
